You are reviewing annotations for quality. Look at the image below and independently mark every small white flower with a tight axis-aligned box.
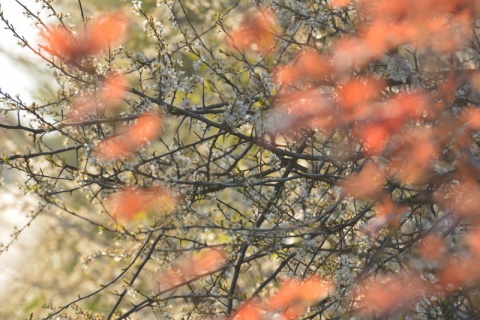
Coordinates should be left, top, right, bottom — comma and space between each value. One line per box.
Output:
387, 55, 413, 83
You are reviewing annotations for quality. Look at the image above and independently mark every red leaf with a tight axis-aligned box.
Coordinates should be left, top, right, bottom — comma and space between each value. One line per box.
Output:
229, 8, 278, 53
157, 248, 227, 291
418, 235, 446, 261
231, 300, 262, 320
340, 162, 385, 199
331, 0, 350, 8
41, 11, 128, 63
96, 111, 163, 161
357, 123, 390, 155
266, 276, 333, 311
105, 186, 178, 222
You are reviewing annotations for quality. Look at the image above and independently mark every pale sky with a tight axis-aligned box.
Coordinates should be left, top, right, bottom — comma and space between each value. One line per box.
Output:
0, 0, 43, 297
0, 0, 43, 101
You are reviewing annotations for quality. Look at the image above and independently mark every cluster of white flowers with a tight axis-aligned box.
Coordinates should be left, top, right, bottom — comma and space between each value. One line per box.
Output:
193, 56, 207, 71
131, 0, 142, 15
288, 0, 308, 16
336, 254, 358, 287
387, 55, 414, 83
223, 100, 249, 128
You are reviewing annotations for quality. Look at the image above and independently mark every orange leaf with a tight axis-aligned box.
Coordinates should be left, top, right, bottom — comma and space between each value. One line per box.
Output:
337, 78, 383, 118
266, 278, 300, 310
462, 107, 480, 130
364, 197, 406, 233
41, 27, 85, 62
466, 230, 480, 256
86, 11, 129, 54
68, 74, 127, 122
105, 186, 178, 222
101, 73, 128, 106
340, 162, 385, 199
281, 304, 304, 320
157, 248, 227, 291
191, 248, 228, 277
418, 235, 446, 261
96, 135, 131, 160
357, 122, 390, 155
362, 21, 391, 57
229, 8, 278, 53
331, 0, 350, 8
128, 111, 163, 146
41, 11, 128, 63
358, 274, 425, 315
297, 276, 334, 303
274, 49, 329, 87
438, 257, 480, 290
231, 300, 262, 320
274, 65, 299, 87
275, 89, 340, 132
435, 180, 480, 218
266, 276, 333, 311
296, 49, 330, 81
388, 129, 437, 184
95, 111, 163, 161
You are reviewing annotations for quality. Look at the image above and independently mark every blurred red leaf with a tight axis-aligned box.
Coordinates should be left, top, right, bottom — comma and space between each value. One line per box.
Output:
358, 274, 425, 315
191, 248, 228, 275
435, 180, 480, 218
331, 0, 350, 8
231, 300, 262, 320
95, 135, 132, 160
106, 186, 179, 222
96, 111, 163, 161
385, 128, 437, 184
418, 235, 446, 261
86, 11, 129, 54
41, 11, 128, 63
340, 162, 385, 199
462, 107, 480, 130
274, 89, 341, 133
157, 248, 227, 291
229, 8, 278, 53
128, 111, 163, 146
466, 230, 480, 256
41, 27, 83, 62
438, 257, 480, 290
266, 276, 333, 311
364, 197, 406, 233
357, 123, 391, 156
69, 73, 127, 121
274, 49, 330, 87
101, 73, 128, 106
337, 78, 383, 119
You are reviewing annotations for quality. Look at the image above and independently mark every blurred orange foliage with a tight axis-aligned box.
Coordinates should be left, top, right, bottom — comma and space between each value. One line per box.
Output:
228, 0, 480, 317
231, 300, 262, 320
266, 276, 333, 311
157, 248, 227, 291
275, 49, 331, 87
41, 11, 128, 63
96, 111, 163, 161
364, 197, 406, 233
69, 73, 127, 121
357, 274, 426, 315
105, 186, 179, 222
418, 235, 446, 261
231, 276, 333, 320
340, 162, 385, 199
229, 8, 278, 54
331, 0, 350, 8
